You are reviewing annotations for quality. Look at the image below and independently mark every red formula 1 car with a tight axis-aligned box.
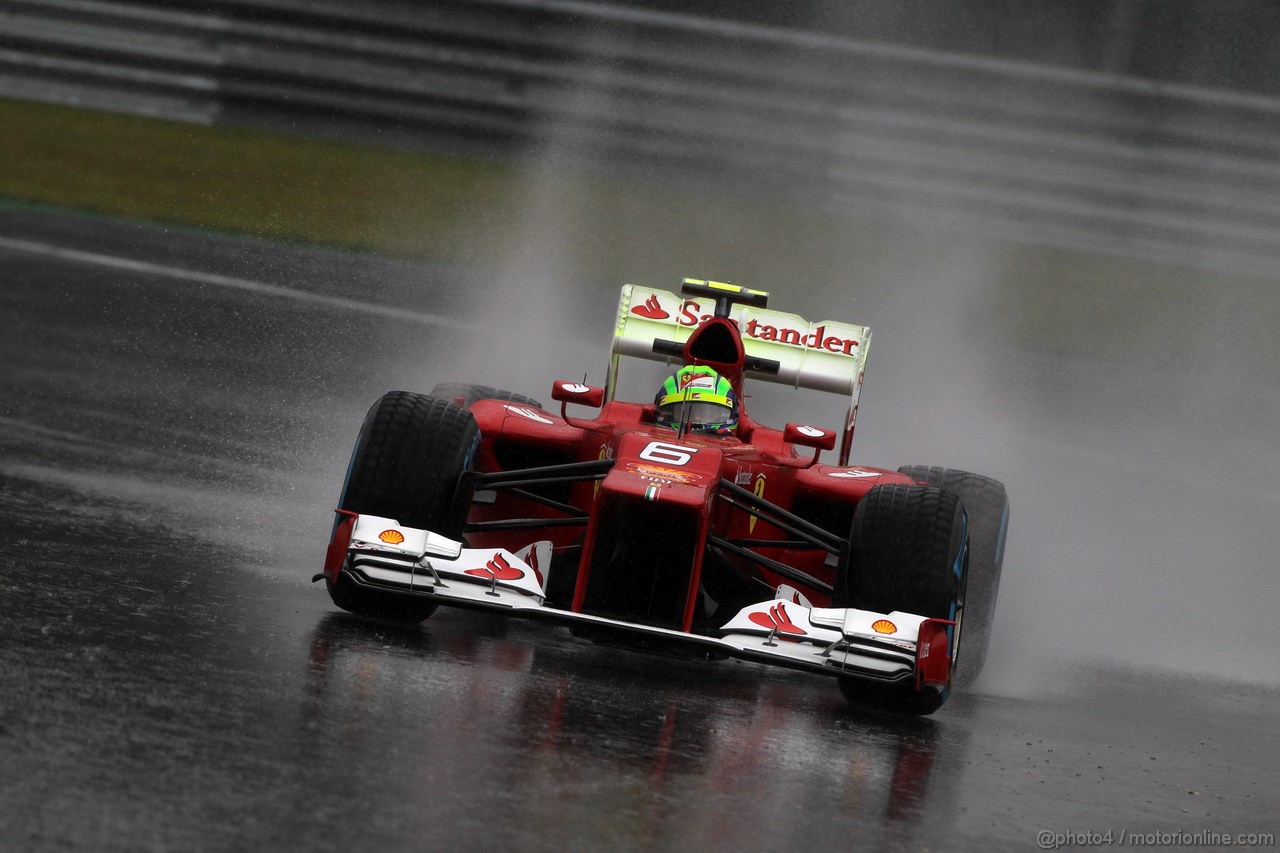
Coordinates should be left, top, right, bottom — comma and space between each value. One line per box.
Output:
316, 279, 1009, 714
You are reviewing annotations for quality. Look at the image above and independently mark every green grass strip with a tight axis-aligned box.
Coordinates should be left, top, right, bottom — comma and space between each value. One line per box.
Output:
2, 96, 1268, 364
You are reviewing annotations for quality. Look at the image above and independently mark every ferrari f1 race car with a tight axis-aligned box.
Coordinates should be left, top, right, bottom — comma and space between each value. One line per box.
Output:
316, 279, 1009, 714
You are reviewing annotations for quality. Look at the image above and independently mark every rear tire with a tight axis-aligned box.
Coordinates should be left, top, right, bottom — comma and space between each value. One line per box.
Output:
898, 466, 1008, 686
327, 391, 479, 623
429, 382, 542, 410
834, 484, 968, 715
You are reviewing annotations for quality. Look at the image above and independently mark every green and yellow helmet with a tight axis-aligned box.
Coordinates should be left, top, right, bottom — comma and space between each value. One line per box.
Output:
654, 365, 739, 434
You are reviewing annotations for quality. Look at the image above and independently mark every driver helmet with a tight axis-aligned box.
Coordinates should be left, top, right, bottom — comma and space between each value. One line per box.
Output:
654, 366, 738, 434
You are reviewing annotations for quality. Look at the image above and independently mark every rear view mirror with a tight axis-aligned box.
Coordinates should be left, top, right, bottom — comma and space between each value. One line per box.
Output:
551, 381, 605, 409
785, 423, 837, 467
784, 423, 837, 450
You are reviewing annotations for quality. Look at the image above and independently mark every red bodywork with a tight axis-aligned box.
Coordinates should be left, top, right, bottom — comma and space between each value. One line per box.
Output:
459, 312, 914, 635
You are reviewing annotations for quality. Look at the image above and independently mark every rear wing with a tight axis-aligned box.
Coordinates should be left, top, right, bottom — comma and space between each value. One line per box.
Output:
608, 283, 872, 463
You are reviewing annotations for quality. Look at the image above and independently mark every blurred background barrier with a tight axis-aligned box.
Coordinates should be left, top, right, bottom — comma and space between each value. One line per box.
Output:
3, 0, 1280, 279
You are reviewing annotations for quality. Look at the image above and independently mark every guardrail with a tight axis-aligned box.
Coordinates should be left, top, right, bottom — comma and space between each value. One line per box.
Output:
3, 0, 1279, 278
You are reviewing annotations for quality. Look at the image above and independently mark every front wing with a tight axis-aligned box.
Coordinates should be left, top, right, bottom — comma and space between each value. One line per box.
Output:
321, 513, 954, 689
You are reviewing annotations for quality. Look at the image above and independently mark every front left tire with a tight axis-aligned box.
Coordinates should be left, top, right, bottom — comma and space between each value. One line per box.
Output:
898, 466, 1008, 687
327, 391, 479, 623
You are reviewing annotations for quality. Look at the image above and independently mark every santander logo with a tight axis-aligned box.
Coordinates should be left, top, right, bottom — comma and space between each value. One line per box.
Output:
748, 602, 807, 636
628, 291, 861, 355
677, 299, 860, 355
630, 294, 670, 320
465, 552, 525, 581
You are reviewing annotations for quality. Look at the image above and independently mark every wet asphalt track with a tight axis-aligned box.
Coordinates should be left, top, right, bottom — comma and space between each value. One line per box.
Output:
1, 207, 1277, 852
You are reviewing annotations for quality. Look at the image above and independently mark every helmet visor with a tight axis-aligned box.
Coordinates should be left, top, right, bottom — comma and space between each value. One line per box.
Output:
656, 400, 734, 430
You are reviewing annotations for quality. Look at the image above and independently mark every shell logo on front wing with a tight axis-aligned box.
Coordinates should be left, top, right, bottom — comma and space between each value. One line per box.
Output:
378, 529, 405, 545
872, 619, 897, 635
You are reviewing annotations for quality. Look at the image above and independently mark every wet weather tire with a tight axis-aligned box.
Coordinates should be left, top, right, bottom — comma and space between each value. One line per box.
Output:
327, 391, 479, 623
898, 466, 1008, 687
429, 382, 542, 410
834, 484, 968, 715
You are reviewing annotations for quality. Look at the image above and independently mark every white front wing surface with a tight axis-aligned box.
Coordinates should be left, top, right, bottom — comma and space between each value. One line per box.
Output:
333, 514, 946, 684
345, 514, 551, 600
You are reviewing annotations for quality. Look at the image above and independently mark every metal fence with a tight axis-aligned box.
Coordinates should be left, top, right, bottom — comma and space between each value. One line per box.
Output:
3, 0, 1280, 278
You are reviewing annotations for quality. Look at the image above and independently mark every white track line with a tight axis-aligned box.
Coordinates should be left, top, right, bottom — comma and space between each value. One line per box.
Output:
0, 234, 465, 330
